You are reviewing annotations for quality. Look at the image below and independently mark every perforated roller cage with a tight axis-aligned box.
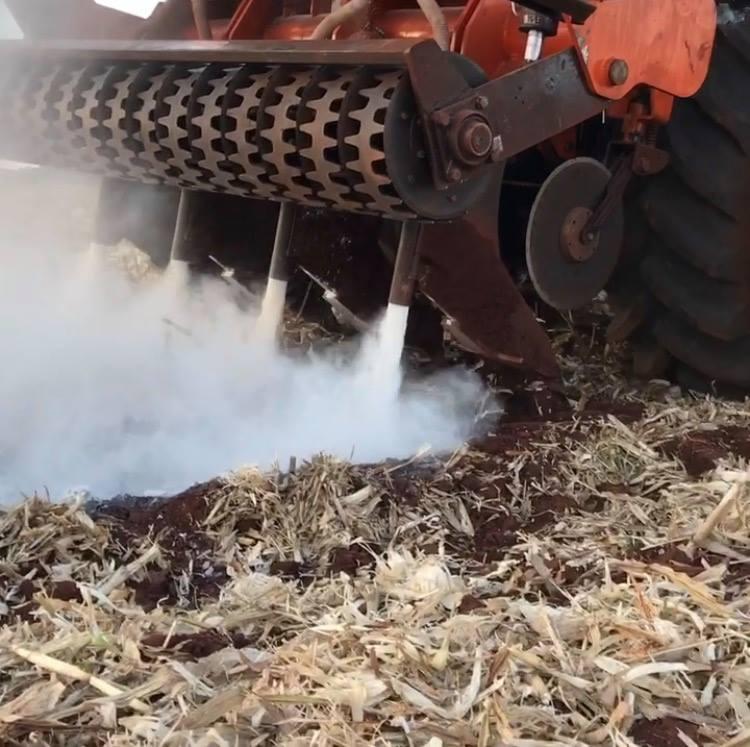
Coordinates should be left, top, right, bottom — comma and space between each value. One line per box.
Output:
0, 2, 103, 254
0, 35, 494, 221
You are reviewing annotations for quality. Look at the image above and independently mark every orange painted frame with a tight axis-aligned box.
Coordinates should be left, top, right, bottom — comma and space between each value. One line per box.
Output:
226, 0, 551, 77
570, 0, 716, 99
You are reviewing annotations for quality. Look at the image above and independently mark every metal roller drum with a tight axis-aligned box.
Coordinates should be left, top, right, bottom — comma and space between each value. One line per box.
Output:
0, 56, 486, 220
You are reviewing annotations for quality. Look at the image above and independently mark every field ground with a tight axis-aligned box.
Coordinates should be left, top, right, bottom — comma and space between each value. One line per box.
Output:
1, 310, 750, 746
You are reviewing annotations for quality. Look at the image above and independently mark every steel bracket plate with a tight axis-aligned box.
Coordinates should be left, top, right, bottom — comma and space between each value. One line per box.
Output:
406, 45, 607, 191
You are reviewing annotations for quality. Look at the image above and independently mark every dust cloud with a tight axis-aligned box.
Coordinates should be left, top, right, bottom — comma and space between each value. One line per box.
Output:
0, 168, 491, 501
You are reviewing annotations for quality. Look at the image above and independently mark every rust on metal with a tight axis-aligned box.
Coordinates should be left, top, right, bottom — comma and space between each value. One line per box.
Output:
447, 49, 607, 160
417, 174, 561, 379
405, 45, 608, 190
452, 114, 494, 165
268, 202, 297, 282
582, 153, 633, 237
388, 222, 421, 307
0, 0, 720, 384
443, 318, 524, 366
168, 189, 209, 264
526, 157, 623, 311
560, 206, 597, 262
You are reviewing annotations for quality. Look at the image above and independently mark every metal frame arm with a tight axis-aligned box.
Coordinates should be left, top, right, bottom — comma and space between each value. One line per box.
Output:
405, 43, 606, 192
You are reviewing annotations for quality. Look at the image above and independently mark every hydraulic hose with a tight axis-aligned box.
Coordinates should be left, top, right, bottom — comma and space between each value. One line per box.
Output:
415, 0, 450, 50
310, 0, 369, 40
190, 0, 212, 40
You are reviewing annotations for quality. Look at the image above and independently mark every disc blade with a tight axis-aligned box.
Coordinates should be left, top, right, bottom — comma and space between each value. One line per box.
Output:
525, 157, 624, 311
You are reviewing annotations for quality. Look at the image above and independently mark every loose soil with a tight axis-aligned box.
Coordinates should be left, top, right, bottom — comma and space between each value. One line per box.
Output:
630, 717, 702, 747
2, 322, 750, 745
659, 425, 750, 477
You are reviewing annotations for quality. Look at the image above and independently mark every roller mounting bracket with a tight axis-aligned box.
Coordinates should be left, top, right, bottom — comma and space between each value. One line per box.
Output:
405, 41, 608, 191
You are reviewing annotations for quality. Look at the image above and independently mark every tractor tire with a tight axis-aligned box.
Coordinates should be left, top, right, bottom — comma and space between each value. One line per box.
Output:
618, 6, 750, 390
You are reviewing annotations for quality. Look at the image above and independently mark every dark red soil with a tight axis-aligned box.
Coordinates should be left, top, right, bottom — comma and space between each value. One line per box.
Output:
129, 570, 175, 609
525, 493, 578, 531
8, 578, 38, 622
472, 421, 551, 457
469, 493, 578, 563
71, 444, 586, 611
94, 480, 222, 533
63, 390, 615, 612
0, 372, 699, 622
491, 386, 645, 428
471, 508, 520, 561
49, 580, 84, 603
623, 541, 750, 593
125, 559, 227, 611
630, 717, 703, 747
633, 544, 705, 576
269, 559, 315, 583
328, 543, 379, 575
472, 390, 644, 458
659, 425, 750, 477
421, 490, 590, 599
140, 630, 252, 661
88, 481, 230, 609
3, 577, 85, 622
457, 594, 486, 613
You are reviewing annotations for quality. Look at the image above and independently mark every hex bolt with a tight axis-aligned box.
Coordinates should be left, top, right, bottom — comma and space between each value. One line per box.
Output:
447, 167, 462, 183
608, 58, 629, 86
474, 95, 489, 110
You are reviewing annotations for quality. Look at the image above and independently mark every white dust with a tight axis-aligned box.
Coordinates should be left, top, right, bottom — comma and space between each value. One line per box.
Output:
0, 170, 490, 501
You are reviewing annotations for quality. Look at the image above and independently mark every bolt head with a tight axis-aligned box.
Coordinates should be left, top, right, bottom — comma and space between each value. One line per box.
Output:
608, 58, 629, 86
447, 167, 462, 183
474, 95, 489, 110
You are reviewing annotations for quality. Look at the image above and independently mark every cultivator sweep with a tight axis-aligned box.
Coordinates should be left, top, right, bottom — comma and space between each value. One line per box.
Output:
1, 0, 743, 387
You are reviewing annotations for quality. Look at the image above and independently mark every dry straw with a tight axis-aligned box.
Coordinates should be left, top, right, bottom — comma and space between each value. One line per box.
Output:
1, 260, 750, 745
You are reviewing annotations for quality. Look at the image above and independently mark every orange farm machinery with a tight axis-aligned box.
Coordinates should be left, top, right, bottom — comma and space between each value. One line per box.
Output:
1, 0, 748, 389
